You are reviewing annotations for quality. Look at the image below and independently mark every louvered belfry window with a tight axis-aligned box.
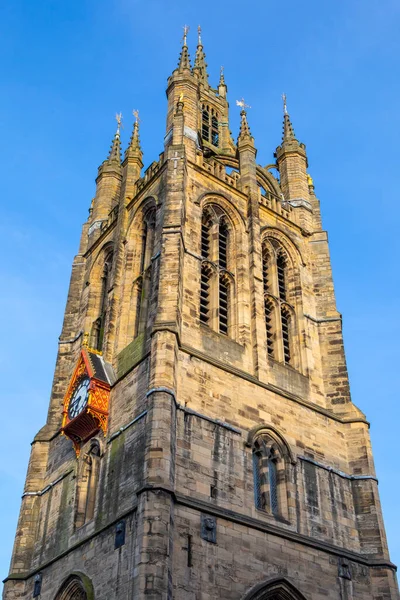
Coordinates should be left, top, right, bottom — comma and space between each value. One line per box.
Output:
262, 240, 295, 365
200, 207, 233, 336
201, 105, 219, 147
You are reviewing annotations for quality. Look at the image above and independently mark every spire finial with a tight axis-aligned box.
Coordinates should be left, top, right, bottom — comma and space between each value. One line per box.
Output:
177, 25, 192, 72
106, 113, 122, 164
281, 95, 297, 142
282, 93, 288, 115
124, 109, 143, 162
182, 24, 189, 46
193, 25, 209, 84
115, 112, 122, 135
220, 66, 225, 84
237, 99, 254, 144
236, 98, 251, 111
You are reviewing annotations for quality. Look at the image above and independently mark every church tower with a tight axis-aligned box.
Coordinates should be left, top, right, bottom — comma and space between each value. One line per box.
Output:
4, 29, 398, 600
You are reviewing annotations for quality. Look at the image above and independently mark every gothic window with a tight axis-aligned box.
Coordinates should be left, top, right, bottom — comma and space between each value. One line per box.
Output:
75, 441, 101, 528
219, 274, 229, 335
91, 249, 113, 351
201, 105, 219, 147
200, 264, 212, 325
252, 434, 287, 518
277, 251, 287, 301
262, 239, 297, 366
281, 305, 291, 363
242, 578, 308, 600
134, 207, 156, 337
55, 575, 93, 600
200, 206, 234, 336
211, 116, 219, 146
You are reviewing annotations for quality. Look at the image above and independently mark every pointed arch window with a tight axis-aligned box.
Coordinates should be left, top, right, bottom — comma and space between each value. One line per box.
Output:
201, 105, 219, 147
200, 206, 234, 336
252, 433, 289, 519
262, 240, 297, 366
134, 207, 156, 337
91, 249, 113, 352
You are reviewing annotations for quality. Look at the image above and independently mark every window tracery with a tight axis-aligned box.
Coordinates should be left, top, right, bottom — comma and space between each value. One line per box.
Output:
201, 104, 219, 147
252, 433, 288, 518
199, 206, 234, 336
262, 239, 297, 366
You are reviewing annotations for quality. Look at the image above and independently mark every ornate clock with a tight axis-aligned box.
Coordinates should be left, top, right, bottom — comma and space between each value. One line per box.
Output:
61, 347, 114, 455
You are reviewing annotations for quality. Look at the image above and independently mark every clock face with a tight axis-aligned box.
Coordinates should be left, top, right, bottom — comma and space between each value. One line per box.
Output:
68, 376, 90, 420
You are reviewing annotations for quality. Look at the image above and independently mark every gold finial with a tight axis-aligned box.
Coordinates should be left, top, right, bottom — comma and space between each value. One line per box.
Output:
82, 332, 89, 348
115, 112, 123, 134
282, 93, 288, 115
236, 98, 251, 110
197, 25, 202, 45
182, 25, 189, 46
307, 173, 314, 187
132, 109, 140, 124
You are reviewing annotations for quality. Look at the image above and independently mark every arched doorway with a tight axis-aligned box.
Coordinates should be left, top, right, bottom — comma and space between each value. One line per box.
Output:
242, 578, 308, 600
55, 573, 94, 600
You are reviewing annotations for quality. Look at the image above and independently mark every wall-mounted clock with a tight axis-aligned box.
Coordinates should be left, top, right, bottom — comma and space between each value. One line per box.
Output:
61, 347, 114, 456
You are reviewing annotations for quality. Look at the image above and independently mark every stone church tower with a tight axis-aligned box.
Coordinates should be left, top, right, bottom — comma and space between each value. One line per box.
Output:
3, 31, 398, 600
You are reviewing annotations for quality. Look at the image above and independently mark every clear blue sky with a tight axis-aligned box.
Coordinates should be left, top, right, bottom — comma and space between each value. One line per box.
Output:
1, 0, 399, 584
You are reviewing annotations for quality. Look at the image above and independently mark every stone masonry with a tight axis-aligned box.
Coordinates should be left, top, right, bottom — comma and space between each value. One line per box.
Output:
3, 31, 398, 600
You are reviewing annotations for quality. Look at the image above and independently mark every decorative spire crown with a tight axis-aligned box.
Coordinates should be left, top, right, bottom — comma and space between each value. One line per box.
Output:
281, 93, 297, 142
236, 99, 253, 142
193, 25, 209, 84
219, 66, 226, 86
125, 110, 143, 161
106, 113, 122, 165
177, 25, 192, 72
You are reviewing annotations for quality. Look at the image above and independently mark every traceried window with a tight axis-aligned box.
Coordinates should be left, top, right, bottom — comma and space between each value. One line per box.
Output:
134, 207, 156, 337
261, 240, 296, 366
201, 104, 219, 147
199, 206, 234, 336
91, 249, 113, 352
252, 435, 286, 517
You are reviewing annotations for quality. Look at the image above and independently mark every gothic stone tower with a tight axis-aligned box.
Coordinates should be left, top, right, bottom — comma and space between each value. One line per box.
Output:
4, 31, 398, 600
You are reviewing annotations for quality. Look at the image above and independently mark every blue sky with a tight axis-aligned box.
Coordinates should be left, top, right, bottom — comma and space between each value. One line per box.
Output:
1, 0, 399, 585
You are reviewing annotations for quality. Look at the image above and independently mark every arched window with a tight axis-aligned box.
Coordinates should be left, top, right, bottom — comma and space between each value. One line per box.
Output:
200, 264, 212, 325
219, 274, 230, 335
242, 578, 308, 600
201, 105, 219, 147
199, 206, 234, 336
252, 433, 288, 518
55, 574, 94, 600
75, 441, 101, 528
91, 249, 113, 352
262, 240, 297, 366
134, 207, 156, 337
281, 305, 292, 363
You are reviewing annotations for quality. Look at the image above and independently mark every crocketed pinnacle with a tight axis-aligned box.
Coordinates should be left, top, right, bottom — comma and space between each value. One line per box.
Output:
106, 125, 122, 165
177, 31, 192, 72
238, 110, 254, 142
282, 111, 297, 142
125, 115, 142, 161
193, 26, 209, 84
219, 66, 226, 87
